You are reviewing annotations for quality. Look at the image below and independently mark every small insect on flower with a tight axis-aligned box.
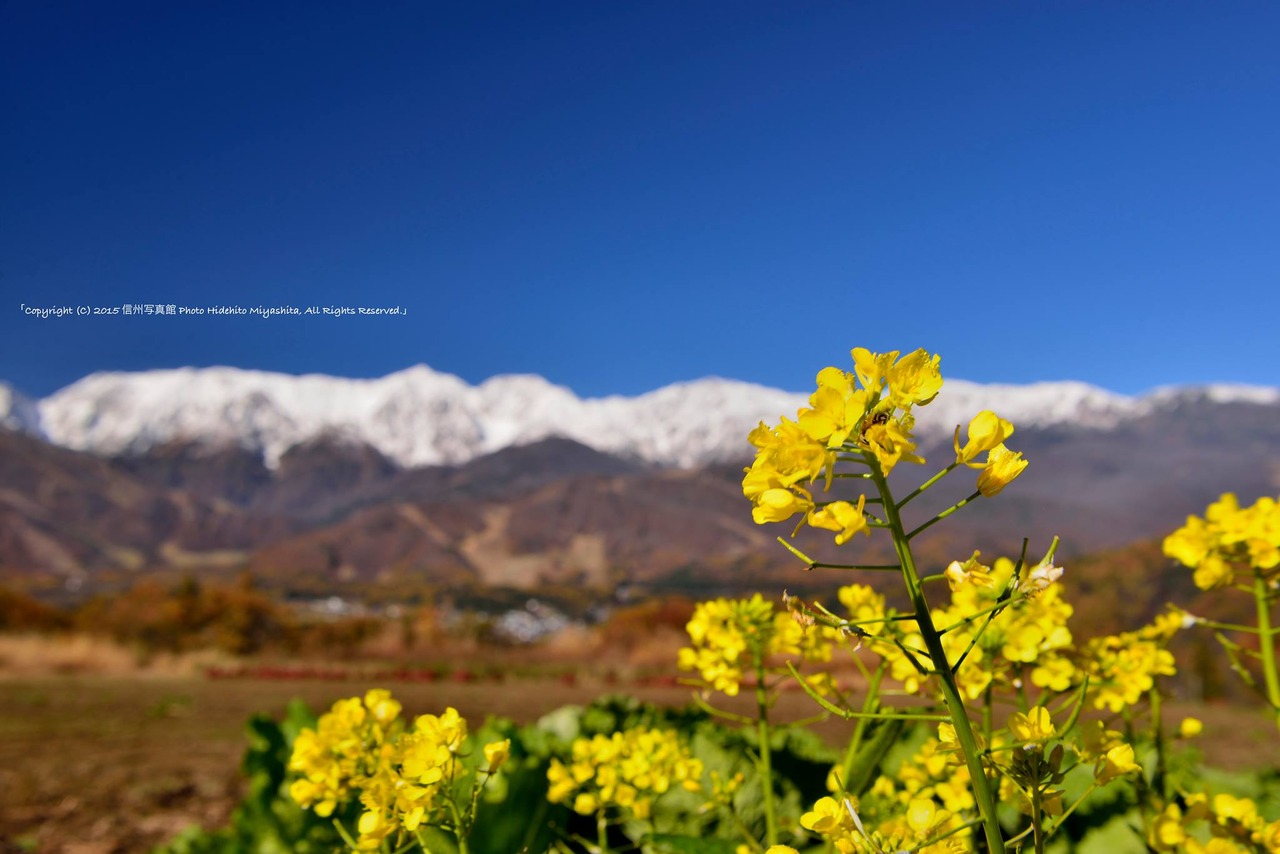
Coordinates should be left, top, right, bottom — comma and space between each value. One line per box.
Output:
860, 409, 891, 438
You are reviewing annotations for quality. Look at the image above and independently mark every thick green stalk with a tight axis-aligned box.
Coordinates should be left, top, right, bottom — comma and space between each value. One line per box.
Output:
868, 458, 1006, 853
1253, 569, 1280, 733
447, 800, 471, 854
755, 658, 778, 846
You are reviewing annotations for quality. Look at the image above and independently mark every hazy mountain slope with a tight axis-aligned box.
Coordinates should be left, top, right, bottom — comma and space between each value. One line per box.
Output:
0, 430, 295, 582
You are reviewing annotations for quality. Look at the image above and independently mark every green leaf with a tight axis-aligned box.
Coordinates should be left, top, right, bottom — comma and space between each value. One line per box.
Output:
842, 718, 904, 797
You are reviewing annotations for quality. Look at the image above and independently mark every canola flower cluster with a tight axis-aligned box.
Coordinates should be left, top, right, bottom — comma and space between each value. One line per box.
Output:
1149, 792, 1280, 853
743, 347, 1026, 544
545, 726, 703, 820
677, 592, 839, 696
796, 706, 1143, 854
798, 791, 968, 854
893, 552, 1075, 700
676, 575, 1156, 852
1082, 611, 1180, 713
288, 690, 508, 850
1164, 493, 1280, 590
812, 550, 1179, 723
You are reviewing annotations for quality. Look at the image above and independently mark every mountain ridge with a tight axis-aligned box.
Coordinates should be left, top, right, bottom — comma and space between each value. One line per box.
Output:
3, 399, 1279, 598
19, 364, 1280, 470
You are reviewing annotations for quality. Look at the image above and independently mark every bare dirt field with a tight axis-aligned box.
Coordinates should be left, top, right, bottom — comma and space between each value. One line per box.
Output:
2, 669, 1276, 854
0, 672, 720, 854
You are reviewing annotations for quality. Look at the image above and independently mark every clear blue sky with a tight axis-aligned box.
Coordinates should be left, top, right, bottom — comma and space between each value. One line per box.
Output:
2, 2, 1278, 399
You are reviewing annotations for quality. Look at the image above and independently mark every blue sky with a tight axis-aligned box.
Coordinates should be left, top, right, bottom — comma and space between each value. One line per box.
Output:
2, 2, 1278, 399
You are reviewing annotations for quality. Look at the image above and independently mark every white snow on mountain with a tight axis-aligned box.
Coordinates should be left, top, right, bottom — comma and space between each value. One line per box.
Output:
1147, 383, 1280, 407
0, 382, 44, 437
921, 380, 1143, 432
30, 365, 1280, 469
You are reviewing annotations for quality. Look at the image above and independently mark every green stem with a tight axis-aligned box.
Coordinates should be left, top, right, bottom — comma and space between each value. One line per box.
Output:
906, 491, 983, 540
1056, 676, 1090, 736
950, 602, 1013, 674
834, 455, 873, 467
725, 806, 766, 853
838, 614, 922, 628
519, 796, 550, 854
1048, 784, 1098, 835
909, 816, 985, 852
1189, 617, 1262, 633
755, 656, 777, 846
333, 819, 360, 851
774, 536, 899, 571
937, 595, 1023, 635
597, 808, 609, 854
1150, 686, 1168, 803
1253, 569, 1280, 731
787, 664, 950, 722
896, 461, 960, 509
447, 799, 471, 854
1122, 709, 1151, 827
390, 837, 419, 854
982, 683, 994, 748
868, 458, 1006, 853
812, 562, 903, 571
692, 692, 756, 725
1031, 785, 1045, 854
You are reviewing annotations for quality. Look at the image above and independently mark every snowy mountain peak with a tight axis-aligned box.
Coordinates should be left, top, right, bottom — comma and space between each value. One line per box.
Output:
30, 366, 1280, 470
919, 379, 1142, 433
0, 382, 44, 437
1148, 384, 1280, 407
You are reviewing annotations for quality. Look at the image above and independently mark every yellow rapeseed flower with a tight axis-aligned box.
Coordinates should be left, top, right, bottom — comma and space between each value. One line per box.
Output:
886, 349, 943, 408
800, 795, 854, 834
809, 495, 870, 544
906, 797, 951, 838
483, 738, 510, 773
954, 410, 1014, 465
860, 410, 924, 474
751, 486, 814, 525
799, 367, 868, 448
1094, 743, 1140, 785
1163, 492, 1280, 590
545, 727, 703, 820
1008, 706, 1056, 743
851, 347, 898, 393
943, 551, 995, 591
976, 443, 1027, 497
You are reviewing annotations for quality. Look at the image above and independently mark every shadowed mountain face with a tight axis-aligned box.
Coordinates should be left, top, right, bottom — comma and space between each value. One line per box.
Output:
0, 430, 296, 584
1, 393, 1278, 598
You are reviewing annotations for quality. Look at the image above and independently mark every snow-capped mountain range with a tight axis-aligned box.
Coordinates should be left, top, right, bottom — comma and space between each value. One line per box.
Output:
2, 366, 1277, 469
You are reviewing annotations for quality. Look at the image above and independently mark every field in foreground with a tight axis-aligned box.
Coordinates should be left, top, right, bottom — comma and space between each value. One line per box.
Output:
1, 673, 1277, 854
